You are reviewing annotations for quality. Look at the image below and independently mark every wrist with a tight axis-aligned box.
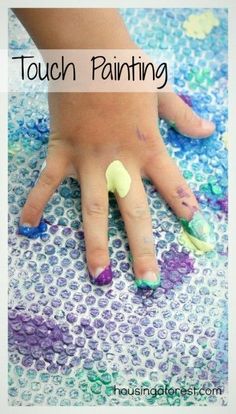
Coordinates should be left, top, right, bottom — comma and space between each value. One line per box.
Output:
13, 8, 135, 50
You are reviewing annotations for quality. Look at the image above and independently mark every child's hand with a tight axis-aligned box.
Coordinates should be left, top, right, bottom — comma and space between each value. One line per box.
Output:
14, 8, 215, 286
19, 90, 215, 285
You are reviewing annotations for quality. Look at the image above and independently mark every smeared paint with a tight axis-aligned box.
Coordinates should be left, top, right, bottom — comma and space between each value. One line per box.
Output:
89, 265, 113, 286
18, 219, 47, 239
176, 186, 191, 199
179, 229, 211, 254
135, 276, 161, 289
159, 244, 195, 291
8, 311, 80, 370
106, 160, 131, 198
183, 11, 219, 39
136, 127, 147, 142
179, 211, 215, 252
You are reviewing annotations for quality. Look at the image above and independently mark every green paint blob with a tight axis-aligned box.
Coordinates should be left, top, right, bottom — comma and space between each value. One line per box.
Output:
100, 373, 112, 385
135, 276, 161, 289
183, 170, 193, 179
91, 383, 102, 394
180, 211, 215, 252
87, 371, 99, 382
210, 183, 222, 196
105, 160, 131, 198
105, 386, 114, 396
195, 173, 204, 182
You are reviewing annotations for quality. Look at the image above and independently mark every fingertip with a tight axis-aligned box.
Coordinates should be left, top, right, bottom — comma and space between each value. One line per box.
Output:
198, 118, 216, 136
174, 116, 216, 139
88, 264, 113, 286
20, 204, 41, 227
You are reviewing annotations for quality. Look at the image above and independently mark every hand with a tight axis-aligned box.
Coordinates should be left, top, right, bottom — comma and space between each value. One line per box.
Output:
19, 90, 215, 287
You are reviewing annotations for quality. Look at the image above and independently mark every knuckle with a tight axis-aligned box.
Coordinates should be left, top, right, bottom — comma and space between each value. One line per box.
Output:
84, 201, 107, 217
136, 251, 155, 260
39, 169, 59, 188
124, 203, 150, 221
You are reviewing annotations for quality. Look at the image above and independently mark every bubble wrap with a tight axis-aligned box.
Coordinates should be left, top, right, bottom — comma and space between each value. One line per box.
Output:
8, 8, 228, 406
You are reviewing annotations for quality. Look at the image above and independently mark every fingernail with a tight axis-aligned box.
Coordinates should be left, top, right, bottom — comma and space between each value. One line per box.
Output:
89, 265, 113, 286
18, 219, 47, 239
180, 211, 215, 252
200, 119, 215, 130
135, 272, 161, 289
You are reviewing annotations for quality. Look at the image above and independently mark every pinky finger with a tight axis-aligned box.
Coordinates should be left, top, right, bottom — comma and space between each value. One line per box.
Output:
19, 158, 66, 232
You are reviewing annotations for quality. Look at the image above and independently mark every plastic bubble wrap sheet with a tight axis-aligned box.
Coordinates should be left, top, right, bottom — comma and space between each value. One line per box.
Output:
8, 8, 228, 406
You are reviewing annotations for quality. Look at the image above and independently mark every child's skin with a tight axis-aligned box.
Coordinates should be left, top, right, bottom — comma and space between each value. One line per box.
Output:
14, 9, 215, 284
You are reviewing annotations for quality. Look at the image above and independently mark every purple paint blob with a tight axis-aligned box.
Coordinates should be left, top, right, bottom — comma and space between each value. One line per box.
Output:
217, 198, 228, 215
89, 265, 113, 286
159, 244, 195, 292
8, 311, 81, 370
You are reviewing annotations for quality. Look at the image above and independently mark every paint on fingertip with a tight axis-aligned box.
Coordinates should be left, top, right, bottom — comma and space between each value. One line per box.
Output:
89, 265, 113, 286
179, 211, 215, 253
135, 274, 161, 289
18, 218, 47, 239
105, 160, 131, 198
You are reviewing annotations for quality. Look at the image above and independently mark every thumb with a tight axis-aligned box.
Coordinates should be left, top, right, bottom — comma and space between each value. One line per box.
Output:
158, 92, 215, 138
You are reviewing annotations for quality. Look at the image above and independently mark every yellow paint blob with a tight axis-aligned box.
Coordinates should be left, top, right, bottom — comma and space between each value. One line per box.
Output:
105, 160, 131, 198
221, 132, 228, 149
179, 229, 214, 255
183, 11, 219, 39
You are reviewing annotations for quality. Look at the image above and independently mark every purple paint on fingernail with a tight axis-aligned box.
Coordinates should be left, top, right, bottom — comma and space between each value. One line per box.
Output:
89, 265, 113, 286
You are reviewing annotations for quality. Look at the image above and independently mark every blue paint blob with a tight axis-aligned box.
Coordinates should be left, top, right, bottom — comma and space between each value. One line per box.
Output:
18, 219, 47, 239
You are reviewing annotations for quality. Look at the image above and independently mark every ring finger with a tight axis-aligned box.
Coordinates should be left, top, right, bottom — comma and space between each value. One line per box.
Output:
116, 162, 161, 289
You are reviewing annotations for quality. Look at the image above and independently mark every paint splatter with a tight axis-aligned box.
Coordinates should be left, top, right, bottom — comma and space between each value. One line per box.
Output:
176, 186, 191, 199
159, 244, 195, 291
18, 219, 47, 239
